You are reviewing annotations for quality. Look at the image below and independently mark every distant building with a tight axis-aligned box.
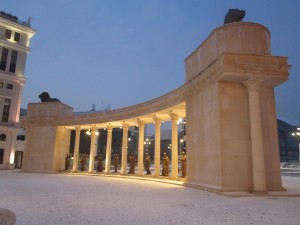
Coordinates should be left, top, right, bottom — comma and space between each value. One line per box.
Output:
277, 119, 299, 162
0, 11, 36, 169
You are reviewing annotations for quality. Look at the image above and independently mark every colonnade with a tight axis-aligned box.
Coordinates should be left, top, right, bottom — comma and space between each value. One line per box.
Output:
71, 113, 183, 178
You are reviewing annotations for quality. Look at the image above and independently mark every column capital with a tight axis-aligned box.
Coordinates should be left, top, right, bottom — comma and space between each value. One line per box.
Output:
137, 119, 145, 127
75, 126, 81, 133
153, 116, 162, 125
169, 112, 180, 121
122, 122, 129, 130
242, 77, 264, 92
106, 124, 113, 131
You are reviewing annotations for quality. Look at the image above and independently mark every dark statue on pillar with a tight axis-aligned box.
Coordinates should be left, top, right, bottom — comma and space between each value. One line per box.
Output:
38, 92, 61, 102
144, 152, 151, 175
181, 151, 187, 178
128, 153, 135, 174
162, 152, 169, 176
113, 154, 119, 173
97, 154, 103, 172
65, 154, 69, 171
81, 155, 87, 171
224, 9, 245, 24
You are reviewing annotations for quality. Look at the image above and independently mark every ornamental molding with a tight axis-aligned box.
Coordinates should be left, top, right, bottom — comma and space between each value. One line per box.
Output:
242, 77, 264, 92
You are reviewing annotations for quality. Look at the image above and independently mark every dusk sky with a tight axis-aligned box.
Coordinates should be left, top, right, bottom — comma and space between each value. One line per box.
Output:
2, 0, 300, 125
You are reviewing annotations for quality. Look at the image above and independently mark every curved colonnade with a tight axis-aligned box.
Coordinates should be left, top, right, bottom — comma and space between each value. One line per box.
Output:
21, 22, 290, 192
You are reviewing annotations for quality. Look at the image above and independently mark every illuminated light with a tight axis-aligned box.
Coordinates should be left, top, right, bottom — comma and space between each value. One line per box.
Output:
9, 150, 15, 164
180, 139, 184, 143
298, 128, 300, 130
95, 131, 99, 136
146, 138, 149, 141
86, 130, 91, 135
144, 141, 146, 144
128, 137, 131, 141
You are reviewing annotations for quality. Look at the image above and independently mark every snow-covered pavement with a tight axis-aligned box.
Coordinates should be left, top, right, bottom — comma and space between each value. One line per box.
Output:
0, 170, 299, 225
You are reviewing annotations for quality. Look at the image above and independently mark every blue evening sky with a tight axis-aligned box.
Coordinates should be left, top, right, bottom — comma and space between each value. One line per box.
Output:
1, 0, 300, 125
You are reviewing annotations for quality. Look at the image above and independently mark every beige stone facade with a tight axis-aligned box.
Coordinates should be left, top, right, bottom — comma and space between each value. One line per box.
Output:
0, 13, 36, 169
21, 22, 289, 192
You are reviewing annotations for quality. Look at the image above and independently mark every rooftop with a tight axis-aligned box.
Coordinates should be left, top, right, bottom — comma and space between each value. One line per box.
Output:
0, 11, 31, 27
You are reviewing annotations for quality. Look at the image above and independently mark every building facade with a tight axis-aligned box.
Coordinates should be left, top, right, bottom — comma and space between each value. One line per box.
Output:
0, 11, 35, 169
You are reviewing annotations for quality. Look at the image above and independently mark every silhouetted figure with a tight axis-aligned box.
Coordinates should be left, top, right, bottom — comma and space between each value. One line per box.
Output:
114, 154, 119, 173
144, 152, 151, 175
224, 9, 245, 24
81, 155, 87, 171
181, 151, 187, 178
97, 154, 103, 172
65, 154, 70, 171
162, 152, 169, 176
38, 92, 60, 102
128, 153, 135, 174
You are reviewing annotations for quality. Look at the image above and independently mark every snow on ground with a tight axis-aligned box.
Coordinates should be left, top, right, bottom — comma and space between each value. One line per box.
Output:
0, 171, 300, 225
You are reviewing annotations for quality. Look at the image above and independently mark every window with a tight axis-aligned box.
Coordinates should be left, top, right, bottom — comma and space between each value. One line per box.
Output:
0, 134, 6, 141
9, 50, 18, 73
0, 82, 3, 88
2, 98, 11, 122
6, 83, 13, 90
0, 149, 4, 164
5, 29, 11, 39
14, 32, 20, 42
0, 48, 8, 71
17, 135, 25, 141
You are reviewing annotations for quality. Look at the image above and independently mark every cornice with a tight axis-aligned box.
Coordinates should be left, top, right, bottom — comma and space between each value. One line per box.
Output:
0, 18, 36, 38
0, 39, 31, 53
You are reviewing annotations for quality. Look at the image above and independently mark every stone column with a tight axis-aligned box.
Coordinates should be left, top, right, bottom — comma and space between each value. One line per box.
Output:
121, 123, 129, 175
243, 77, 267, 192
137, 120, 145, 175
105, 125, 113, 174
88, 127, 97, 173
170, 112, 179, 178
153, 116, 162, 177
72, 126, 81, 173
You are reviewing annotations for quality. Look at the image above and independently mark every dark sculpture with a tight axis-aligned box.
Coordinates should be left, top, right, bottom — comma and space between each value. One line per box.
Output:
113, 154, 119, 173
144, 152, 151, 175
162, 152, 169, 176
65, 154, 70, 171
181, 151, 187, 178
39, 92, 61, 102
128, 153, 135, 174
81, 155, 87, 171
224, 9, 245, 24
97, 154, 103, 172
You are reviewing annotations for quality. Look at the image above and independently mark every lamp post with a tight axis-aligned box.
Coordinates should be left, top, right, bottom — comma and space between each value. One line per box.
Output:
292, 128, 300, 164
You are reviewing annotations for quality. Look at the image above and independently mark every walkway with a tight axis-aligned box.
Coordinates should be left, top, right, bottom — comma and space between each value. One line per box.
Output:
0, 170, 299, 225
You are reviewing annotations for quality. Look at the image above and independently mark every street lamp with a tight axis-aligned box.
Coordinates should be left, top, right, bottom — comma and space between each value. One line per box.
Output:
292, 127, 300, 163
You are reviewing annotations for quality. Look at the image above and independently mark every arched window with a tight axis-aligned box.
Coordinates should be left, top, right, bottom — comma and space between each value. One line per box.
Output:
0, 134, 6, 141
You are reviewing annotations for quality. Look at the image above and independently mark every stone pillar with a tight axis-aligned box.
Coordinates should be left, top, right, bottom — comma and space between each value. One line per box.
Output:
72, 126, 81, 172
88, 127, 97, 173
137, 120, 145, 175
170, 112, 179, 178
121, 123, 129, 175
105, 125, 113, 174
153, 116, 162, 177
243, 77, 267, 192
